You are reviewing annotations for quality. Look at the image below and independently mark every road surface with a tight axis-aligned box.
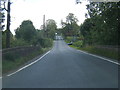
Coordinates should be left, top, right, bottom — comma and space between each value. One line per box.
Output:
3, 40, 118, 88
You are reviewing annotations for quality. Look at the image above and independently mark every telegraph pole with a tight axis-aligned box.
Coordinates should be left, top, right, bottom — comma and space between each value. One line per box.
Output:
43, 14, 45, 31
5, 0, 11, 48
43, 15, 46, 37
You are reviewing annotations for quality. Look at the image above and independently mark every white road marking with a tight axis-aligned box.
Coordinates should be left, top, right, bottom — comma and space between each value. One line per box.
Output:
0, 77, 2, 79
77, 50, 120, 65
7, 50, 51, 77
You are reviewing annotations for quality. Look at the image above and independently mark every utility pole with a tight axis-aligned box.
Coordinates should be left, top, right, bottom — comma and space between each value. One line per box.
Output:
4, 0, 11, 48
43, 14, 45, 30
43, 15, 46, 37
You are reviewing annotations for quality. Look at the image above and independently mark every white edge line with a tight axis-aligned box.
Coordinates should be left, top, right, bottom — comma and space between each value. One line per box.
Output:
7, 50, 51, 77
77, 50, 120, 65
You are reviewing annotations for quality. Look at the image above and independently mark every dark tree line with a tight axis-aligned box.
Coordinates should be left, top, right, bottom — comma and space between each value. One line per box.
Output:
80, 2, 120, 45
2, 19, 57, 48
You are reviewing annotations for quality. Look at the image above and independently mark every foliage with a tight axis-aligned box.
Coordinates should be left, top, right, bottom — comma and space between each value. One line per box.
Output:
73, 41, 83, 47
3, 53, 20, 61
80, 2, 120, 45
42, 38, 53, 48
31, 29, 53, 47
66, 37, 73, 42
2, 31, 6, 48
61, 13, 80, 37
10, 39, 29, 47
2, 30, 14, 48
45, 19, 57, 39
2, 19, 54, 49
66, 13, 78, 24
80, 18, 94, 45
15, 20, 36, 42
31, 30, 44, 46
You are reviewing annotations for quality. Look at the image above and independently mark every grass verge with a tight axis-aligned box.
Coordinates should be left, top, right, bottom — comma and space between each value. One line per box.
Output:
77, 46, 119, 60
65, 41, 119, 60
2, 47, 51, 74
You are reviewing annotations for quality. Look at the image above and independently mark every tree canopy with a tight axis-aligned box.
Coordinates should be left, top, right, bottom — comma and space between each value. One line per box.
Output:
80, 2, 119, 45
15, 20, 36, 42
45, 19, 57, 39
61, 13, 79, 37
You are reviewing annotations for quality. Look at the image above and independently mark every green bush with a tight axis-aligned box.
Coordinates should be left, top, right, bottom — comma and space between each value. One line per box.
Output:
3, 53, 20, 61
73, 40, 83, 48
42, 38, 53, 48
10, 37, 53, 48
11, 39, 29, 47
66, 37, 73, 42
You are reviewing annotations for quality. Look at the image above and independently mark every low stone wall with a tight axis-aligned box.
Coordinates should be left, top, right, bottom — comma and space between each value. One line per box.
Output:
2, 46, 41, 61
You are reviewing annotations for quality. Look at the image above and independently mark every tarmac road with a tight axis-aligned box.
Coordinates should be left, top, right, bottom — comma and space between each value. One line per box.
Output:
3, 40, 118, 88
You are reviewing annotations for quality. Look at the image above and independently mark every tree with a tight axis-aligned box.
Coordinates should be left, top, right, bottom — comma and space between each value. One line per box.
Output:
61, 13, 79, 37
45, 19, 57, 39
83, 2, 120, 45
80, 18, 94, 45
66, 13, 78, 24
15, 20, 36, 42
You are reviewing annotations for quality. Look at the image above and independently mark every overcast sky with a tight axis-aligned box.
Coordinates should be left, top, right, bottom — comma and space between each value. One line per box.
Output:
7, 0, 89, 34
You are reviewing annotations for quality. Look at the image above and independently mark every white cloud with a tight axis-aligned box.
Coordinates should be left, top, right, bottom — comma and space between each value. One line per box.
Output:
9, 0, 88, 34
